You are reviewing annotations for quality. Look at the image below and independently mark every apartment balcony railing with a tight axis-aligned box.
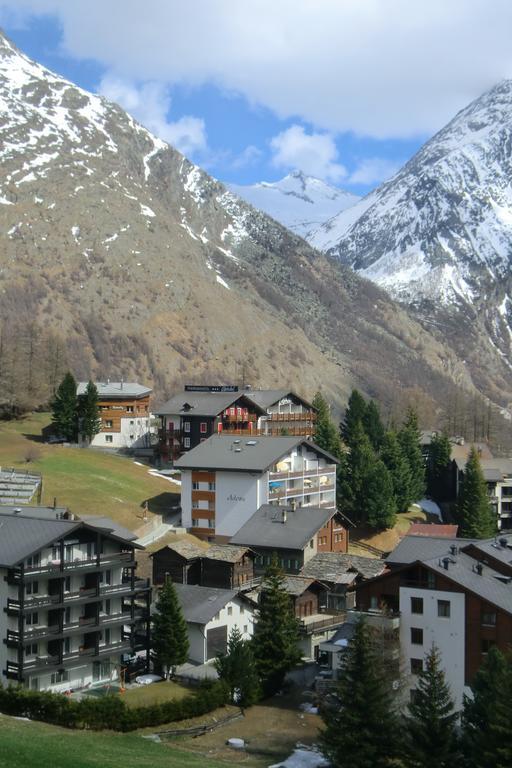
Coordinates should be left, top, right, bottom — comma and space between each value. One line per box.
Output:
8, 552, 135, 583
269, 464, 337, 481
223, 413, 258, 423
267, 412, 316, 422
299, 613, 346, 635
6, 580, 149, 614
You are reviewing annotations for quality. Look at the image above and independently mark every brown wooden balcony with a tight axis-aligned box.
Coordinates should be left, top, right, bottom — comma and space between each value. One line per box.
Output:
268, 412, 316, 422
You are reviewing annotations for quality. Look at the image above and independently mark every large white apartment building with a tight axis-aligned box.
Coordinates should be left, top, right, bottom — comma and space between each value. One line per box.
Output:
0, 506, 150, 693
174, 435, 338, 540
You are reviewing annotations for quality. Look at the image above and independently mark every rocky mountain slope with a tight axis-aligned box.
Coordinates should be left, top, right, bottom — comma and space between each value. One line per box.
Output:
311, 81, 512, 411
228, 171, 358, 239
0, 29, 506, 428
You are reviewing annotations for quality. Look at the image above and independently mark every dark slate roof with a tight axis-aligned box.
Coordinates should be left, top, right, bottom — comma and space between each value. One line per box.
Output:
230, 504, 335, 550
301, 552, 386, 583
244, 389, 314, 411
203, 544, 252, 563
173, 584, 239, 624
77, 381, 151, 398
0, 513, 81, 567
480, 459, 512, 482
0, 504, 68, 519
282, 575, 321, 596
155, 391, 266, 417
81, 515, 138, 542
464, 535, 512, 568
151, 539, 205, 561
425, 552, 512, 614
175, 434, 339, 472
386, 535, 477, 566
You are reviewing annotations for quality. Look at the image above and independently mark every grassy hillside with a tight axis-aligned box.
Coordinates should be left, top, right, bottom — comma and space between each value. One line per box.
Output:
0, 715, 229, 768
0, 414, 179, 531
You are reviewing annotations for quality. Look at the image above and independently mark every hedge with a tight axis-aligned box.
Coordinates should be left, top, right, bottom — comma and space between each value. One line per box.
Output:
0, 680, 229, 731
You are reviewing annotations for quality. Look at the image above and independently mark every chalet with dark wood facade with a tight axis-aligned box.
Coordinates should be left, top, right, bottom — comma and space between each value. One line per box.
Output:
151, 540, 255, 590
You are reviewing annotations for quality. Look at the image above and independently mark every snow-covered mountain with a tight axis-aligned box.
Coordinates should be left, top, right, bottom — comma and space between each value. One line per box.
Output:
312, 81, 512, 312
229, 171, 359, 238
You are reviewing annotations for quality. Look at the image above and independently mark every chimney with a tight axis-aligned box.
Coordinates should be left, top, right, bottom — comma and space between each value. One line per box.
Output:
442, 557, 450, 571
499, 537, 508, 548
449, 544, 458, 556
281, 508, 287, 524
476, 562, 483, 576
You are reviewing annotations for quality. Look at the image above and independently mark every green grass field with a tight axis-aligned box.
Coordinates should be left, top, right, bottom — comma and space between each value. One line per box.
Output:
0, 413, 179, 531
0, 715, 229, 768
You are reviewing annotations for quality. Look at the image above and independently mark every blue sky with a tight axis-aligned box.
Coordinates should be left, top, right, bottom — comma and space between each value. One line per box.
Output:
2, 1, 512, 195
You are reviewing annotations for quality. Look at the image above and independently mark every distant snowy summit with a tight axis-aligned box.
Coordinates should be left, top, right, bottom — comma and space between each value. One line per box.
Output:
228, 170, 359, 239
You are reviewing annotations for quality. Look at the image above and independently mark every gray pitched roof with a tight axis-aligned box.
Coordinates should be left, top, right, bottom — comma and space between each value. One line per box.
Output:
0, 513, 82, 567
155, 391, 266, 417
81, 515, 138, 542
463, 535, 512, 569
77, 381, 152, 398
230, 504, 336, 550
281, 575, 321, 596
173, 584, 239, 624
174, 434, 339, 472
203, 544, 252, 563
480, 458, 512, 482
386, 535, 477, 566
301, 552, 386, 583
244, 389, 314, 411
151, 539, 205, 561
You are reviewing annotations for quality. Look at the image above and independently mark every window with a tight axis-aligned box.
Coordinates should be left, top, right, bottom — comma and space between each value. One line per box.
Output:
26, 612, 39, 625
50, 670, 69, 685
105, 599, 111, 615
26, 554, 40, 568
243, 625, 248, 634
240, 606, 245, 615
200, 422, 207, 434
126, 406, 134, 413
192, 519, 199, 527
184, 421, 191, 433
104, 420, 113, 428
105, 435, 113, 443
183, 437, 191, 449
227, 606, 233, 616
52, 545, 60, 561
411, 628, 423, 645
129, 435, 134, 440
208, 519, 215, 529
25, 643, 38, 656
208, 482, 216, 491
481, 638, 496, 654
438, 600, 451, 618
26, 581, 39, 595
104, 628, 111, 645
410, 658, 423, 675
309, 539, 314, 549
192, 482, 199, 490
481, 610, 496, 627
129, 420, 134, 425
411, 597, 423, 615
192, 501, 199, 509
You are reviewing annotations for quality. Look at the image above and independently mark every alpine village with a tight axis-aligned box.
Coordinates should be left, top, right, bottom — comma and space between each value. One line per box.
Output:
1, 10, 512, 768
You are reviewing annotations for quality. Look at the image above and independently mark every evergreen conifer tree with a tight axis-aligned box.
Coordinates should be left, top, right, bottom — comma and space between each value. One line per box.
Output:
381, 430, 413, 513
405, 644, 459, 768
77, 380, 101, 443
365, 459, 397, 529
398, 408, 426, 502
252, 557, 302, 697
151, 577, 189, 679
51, 371, 78, 441
457, 446, 496, 538
320, 617, 401, 768
362, 399, 385, 451
427, 431, 452, 501
215, 626, 260, 707
346, 421, 376, 524
340, 389, 367, 446
312, 391, 341, 457
462, 646, 511, 768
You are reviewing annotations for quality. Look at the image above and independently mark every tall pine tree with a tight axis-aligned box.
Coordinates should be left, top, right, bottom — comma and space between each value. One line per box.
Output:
252, 557, 302, 697
457, 446, 495, 538
398, 407, 426, 503
381, 430, 413, 514
345, 421, 376, 524
365, 459, 397, 529
51, 371, 78, 441
78, 380, 101, 443
427, 431, 452, 501
321, 617, 401, 768
312, 391, 341, 457
215, 626, 260, 707
340, 389, 367, 446
151, 577, 189, 678
405, 644, 460, 768
362, 399, 385, 451
462, 646, 512, 768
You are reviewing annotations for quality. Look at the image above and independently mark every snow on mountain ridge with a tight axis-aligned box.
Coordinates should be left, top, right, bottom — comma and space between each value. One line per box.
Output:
228, 171, 359, 238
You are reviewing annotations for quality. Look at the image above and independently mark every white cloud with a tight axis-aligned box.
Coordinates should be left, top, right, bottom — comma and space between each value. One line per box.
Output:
231, 145, 262, 169
348, 158, 402, 186
4, 1, 512, 138
99, 74, 207, 157
270, 125, 346, 182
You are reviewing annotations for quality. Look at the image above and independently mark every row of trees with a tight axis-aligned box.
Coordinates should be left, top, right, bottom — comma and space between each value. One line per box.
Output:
51, 372, 101, 443
151, 558, 302, 706
321, 617, 512, 768
313, 389, 426, 529
457, 446, 496, 538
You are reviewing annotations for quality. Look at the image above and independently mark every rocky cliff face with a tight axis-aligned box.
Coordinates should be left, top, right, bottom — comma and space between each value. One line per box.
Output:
0, 29, 505, 428
310, 81, 512, 411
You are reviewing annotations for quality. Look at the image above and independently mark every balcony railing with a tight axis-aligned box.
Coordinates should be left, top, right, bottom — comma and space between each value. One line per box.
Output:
269, 464, 337, 481
267, 412, 316, 422
223, 413, 258, 423
299, 613, 346, 635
